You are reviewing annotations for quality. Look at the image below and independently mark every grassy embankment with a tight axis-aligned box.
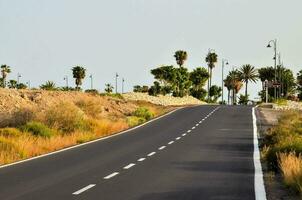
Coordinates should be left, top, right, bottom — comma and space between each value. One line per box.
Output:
261, 111, 302, 193
0, 93, 173, 165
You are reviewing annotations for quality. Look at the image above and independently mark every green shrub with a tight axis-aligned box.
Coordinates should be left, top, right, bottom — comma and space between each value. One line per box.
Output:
0, 128, 22, 137
133, 107, 154, 120
44, 102, 90, 133
262, 111, 302, 171
21, 122, 55, 138
127, 116, 146, 127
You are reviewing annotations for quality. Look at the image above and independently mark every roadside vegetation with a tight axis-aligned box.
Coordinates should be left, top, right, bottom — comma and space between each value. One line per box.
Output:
261, 111, 302, 194
0, 90, 172, 165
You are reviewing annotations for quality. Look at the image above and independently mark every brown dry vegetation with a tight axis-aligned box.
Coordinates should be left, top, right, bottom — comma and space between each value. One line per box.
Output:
0, 89, 174, 165
261, 110, 302, 194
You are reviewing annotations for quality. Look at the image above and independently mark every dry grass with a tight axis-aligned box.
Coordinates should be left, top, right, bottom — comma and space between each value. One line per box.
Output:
0, 91, 173, 166
278, 152, 302, 193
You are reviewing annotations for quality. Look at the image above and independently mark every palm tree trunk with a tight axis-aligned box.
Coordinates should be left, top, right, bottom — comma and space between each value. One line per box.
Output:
227, 89, 230, 105
245, 81, 248, 97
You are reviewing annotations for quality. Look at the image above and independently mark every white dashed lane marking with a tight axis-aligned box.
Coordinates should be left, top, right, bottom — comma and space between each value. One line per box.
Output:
159, 146, 166, 150
147, 152, 156, 157
71, 106, 221, 196
104, 172, 119, 179
168, 141, 174, 145
72, 184, 96, 195
123, 163, 135, 169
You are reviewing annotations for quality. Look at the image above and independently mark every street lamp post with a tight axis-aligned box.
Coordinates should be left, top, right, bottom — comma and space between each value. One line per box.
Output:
221, 59, 229, 104
64, 76, 69, 89
17, 73, 21, 84
26, 80, 30, 89
115, 73, 119, 94
89, 74, 93, 90
122, 78, 125, 94
267, 39, 277, 100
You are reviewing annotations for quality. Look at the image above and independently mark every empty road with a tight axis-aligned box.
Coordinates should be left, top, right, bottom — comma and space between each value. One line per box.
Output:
0, 105, 265, 200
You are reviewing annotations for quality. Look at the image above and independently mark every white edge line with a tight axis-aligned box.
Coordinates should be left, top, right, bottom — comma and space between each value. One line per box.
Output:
104, 172, 119, 179
72, 184, 96, 195
0, 107, 186, 169
123, 163, 135, 169
253, 106, 267, 200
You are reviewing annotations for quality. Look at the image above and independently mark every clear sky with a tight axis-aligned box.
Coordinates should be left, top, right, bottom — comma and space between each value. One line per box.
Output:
0, 0, 301, 100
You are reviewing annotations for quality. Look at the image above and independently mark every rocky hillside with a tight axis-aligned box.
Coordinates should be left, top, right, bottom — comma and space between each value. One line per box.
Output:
122, 92, 206, 106
0, 89, 137, 127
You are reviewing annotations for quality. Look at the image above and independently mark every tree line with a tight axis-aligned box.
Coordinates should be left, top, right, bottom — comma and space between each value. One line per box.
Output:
134, 50, 302, 104
0, 65, 116, 94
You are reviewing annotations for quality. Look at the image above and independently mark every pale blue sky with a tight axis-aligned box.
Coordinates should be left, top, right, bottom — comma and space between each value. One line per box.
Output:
0, 0, 301, 99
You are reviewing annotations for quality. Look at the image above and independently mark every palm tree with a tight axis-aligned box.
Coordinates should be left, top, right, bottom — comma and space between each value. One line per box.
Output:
205, 51, 218, 101
105, 83, 114, 93
239, 64, 258, 97
224, 76, 232, 105
1, 65, 11, 88
174, 50, 187, 67
72, 66, 86, 90
40, 81, 57, 90
226, 70, 242, 105
8, 80, 17, 89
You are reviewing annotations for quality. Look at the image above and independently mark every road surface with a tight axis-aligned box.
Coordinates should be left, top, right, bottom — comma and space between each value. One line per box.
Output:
0, 105, 263, 200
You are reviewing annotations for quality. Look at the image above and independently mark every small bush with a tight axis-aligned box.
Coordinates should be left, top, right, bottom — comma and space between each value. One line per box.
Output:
75, 98, 103, 118
127, 116, 146, 127
278, 152, 302, 193
0, 128, 22, 137
43, 102, 89, 133
85, 89, 99, 95
9, 107, 35, 127
21, 122, 55, 138
132, 107, 154, 120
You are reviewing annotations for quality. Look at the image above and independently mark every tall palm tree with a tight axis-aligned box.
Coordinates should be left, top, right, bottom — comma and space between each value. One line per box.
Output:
239, 64, 258, 97
1, 65, 11, 88
226, 70, 242, 105
205, 51, 218, 90
224, 76, 232, 105
174, 50, 187, 67
72, 66, 86, 90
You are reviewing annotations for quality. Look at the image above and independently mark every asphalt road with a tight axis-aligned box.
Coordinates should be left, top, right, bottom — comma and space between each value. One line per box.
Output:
0, 105, 258, 200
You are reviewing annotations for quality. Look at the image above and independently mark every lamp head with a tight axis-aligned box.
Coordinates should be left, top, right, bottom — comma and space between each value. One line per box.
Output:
267, 44, 271, 48
226, 61, 229, 65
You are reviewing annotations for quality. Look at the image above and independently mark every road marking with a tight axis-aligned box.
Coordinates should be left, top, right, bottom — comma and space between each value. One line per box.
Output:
176, 137, 181, 140
72, 184, 96, 195
138, 158, 145, 162
0, 108, 184, 170
147, 152, 156, 157
187, 130, 191, 133
104, 172, 119, 179
199, 121, 202, 123
159, 146, 166, 150
253, 107, 267, 200
196, 123, 199, 127
123, 163, 135, 169
182, 133, 187, 136
192, 126, 196, 129
168, 141, 174, 145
